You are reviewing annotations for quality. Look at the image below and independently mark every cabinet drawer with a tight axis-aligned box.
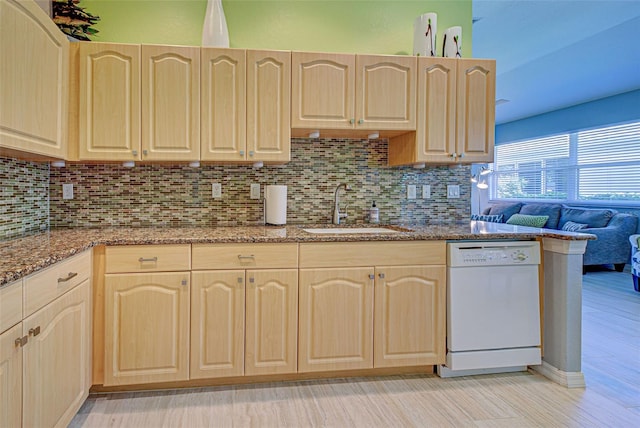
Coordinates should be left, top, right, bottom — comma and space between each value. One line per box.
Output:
23, 250, 92, 317
299, 241, 445, 268
192, 243, 298, 270
106, 245, 191, 273
0, 279, 22, 334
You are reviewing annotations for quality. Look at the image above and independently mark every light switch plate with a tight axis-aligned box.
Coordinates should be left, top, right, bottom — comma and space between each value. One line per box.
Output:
447, 184, 460, 198
212, 183, 222, 198
62, 183, 74, 200
250, 183, 260, 199
407, 184, 417, 199
422, 185, 431, 199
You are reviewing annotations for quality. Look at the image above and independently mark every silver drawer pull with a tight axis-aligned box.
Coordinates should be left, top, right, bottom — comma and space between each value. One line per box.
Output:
238, 255, 255, 260
58, 272, 78, 283
138, 257, 158, 263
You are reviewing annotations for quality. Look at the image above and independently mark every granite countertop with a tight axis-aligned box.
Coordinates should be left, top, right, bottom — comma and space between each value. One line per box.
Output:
0, 223, 595, 287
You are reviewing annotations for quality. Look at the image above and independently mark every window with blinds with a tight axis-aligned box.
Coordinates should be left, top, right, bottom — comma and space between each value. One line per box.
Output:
491, 121, 640, 204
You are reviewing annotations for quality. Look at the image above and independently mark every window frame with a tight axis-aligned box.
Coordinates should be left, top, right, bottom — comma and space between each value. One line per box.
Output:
489, 120, 640, 208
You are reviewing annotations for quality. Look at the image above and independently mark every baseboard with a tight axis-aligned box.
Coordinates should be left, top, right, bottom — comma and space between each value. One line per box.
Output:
530, 361, 585, 388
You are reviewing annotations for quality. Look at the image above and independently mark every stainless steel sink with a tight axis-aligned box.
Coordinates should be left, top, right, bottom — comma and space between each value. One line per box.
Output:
302, 227, 401, 234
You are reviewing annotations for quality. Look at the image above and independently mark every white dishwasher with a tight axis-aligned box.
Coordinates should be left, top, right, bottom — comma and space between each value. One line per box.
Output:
438, 241, 542, 378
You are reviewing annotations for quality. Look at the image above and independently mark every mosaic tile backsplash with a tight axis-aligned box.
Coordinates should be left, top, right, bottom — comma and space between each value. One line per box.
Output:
48, 139, 471, 228
0, 157, 49, 239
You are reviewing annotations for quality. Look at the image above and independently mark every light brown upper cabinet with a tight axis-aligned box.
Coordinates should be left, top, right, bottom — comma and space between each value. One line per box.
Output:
0, 0, 69, 159
141, 45, 200, 161
76, 43, 200, 161
201, 49, 291, 163
291, 52, 416, 137
388, 58, 495, 166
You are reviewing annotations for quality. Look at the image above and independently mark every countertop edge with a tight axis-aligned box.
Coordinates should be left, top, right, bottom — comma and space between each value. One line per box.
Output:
0, 225, 596, 287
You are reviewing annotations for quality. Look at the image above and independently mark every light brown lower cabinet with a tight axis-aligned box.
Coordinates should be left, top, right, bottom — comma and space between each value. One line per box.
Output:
22, 280, 92, 428
298, 267, 374, 372
104, 272, 190, 386
298, 242, 446, 373
99, 242, 444, 389
190, 270, 245, 379
0, 251, 92, 428
373, 265, 446, 368
190, 269, 298, 379
0, 322, 22, 428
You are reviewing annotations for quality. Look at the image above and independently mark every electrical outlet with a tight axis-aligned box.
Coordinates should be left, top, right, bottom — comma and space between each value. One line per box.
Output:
211, 183, 222, 198
250, 183, 260, 199
62, 183, 74, 200
407, 184, 417, 200
422, 185, 431, 199
447, 184, 460, 199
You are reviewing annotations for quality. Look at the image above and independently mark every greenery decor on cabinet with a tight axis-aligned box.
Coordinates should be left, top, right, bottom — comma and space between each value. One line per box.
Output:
52, 0, 99, 41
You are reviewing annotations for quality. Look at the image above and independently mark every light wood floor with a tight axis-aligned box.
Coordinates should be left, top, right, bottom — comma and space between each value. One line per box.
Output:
70, 269, 640, 427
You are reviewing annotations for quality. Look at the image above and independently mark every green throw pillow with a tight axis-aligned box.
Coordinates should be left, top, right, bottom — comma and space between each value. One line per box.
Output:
506, 213, 549, 228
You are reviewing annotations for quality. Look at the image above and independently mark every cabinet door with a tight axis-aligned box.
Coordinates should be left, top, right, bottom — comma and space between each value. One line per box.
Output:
374, 266, 446, 368
245, 269, 298, 376
247, 50, 291, 162
141, 45, 200, 161
200, 48, 246, 161
191, 270, 245, 379
416, 57, 457, 163
355, 55, 416, 130
79, 42, 141, 161
23, 281, 91, 428
0, 0, 69, 158
104, 272, 190, 386
298, 267, 374, 372
456, 58, 496, 163
0, 323, 22, 428
291, 52, 355, 129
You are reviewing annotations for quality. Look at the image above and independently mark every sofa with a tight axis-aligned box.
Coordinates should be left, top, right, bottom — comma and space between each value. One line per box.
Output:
631, 235, 640, 292
480, 202, 639, 271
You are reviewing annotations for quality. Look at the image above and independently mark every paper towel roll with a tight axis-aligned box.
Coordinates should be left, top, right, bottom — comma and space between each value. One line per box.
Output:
265, 185, 287, 225
413, 13, 437, 57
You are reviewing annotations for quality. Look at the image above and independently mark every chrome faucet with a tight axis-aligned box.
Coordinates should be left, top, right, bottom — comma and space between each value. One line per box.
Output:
332, 183, 351, 224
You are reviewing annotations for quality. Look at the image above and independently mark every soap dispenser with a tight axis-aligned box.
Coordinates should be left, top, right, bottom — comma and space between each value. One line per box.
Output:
369, 201, 380, 224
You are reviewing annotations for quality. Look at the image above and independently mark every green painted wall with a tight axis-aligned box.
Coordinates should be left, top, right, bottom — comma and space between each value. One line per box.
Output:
82, 0, 472, 56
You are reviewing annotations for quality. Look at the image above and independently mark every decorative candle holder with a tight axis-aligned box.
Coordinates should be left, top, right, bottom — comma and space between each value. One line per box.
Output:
443, 26, 462, 58
413, 13, 437, 57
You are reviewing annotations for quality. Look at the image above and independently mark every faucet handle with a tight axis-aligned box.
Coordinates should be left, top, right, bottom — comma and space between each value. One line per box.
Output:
341, 204, 349, 218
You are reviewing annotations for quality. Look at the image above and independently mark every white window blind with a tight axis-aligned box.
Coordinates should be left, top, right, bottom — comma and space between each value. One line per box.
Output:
492, 121, 640, 204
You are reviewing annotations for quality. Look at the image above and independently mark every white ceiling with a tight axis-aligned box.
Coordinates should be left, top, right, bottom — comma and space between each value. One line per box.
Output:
472, 0, 640, 125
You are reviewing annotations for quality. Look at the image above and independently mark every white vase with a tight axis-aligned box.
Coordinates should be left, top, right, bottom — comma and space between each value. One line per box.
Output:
443, 26, 462, 58
413, 13, 437, 57
202, 0, 229, 47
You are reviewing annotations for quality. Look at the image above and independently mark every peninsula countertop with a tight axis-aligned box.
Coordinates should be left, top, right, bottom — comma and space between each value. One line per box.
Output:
0, 222, 595, 287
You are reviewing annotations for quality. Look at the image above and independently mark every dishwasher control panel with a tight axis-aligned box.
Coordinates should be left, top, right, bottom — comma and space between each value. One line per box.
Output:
447, 241, 541, 267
